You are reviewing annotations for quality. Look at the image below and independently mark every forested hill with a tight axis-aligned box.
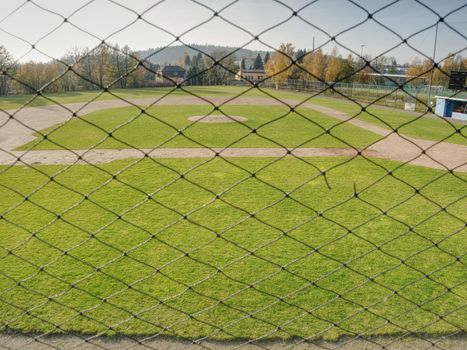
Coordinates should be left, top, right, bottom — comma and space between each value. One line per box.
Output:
138, 44, 269, 64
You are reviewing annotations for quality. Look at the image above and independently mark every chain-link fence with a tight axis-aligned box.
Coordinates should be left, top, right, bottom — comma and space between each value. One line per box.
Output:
0, 1, 466, 349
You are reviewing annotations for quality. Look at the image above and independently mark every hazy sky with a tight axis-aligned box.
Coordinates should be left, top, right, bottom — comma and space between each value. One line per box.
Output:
0, 0, 466, 64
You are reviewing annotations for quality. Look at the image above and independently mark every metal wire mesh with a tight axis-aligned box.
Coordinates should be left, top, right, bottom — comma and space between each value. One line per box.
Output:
0, 0, 466, 349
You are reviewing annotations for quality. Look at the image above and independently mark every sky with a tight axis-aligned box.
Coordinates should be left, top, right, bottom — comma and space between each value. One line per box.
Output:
0, 0, 466, 64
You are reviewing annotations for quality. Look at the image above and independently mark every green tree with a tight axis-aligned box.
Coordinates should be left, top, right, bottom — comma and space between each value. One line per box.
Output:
185, 65, 199, 85
295, 48, 306, 64
253, 54, 264, 70
263, 52, 270, 65
339, 54, 355, 82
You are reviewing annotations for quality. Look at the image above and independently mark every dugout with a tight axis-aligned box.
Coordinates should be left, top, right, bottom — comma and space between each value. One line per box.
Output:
434, 96, 467, 121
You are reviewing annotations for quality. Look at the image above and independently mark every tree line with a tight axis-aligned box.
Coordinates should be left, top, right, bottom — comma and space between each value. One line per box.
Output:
265, 43, 467, 87
0, 44, 152, 96
0, 44, 243, 95
179, 50, 237, 85
407, 54, 467, 86
0, 42, 466, 96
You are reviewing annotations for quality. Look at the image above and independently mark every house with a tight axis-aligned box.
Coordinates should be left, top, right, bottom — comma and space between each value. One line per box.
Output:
141, 62, 160, 84
155, 65, 186, 84
235, 66, 266, 82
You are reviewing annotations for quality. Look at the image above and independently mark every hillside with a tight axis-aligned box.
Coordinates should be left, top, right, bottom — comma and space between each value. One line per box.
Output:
138, 44, 269, 65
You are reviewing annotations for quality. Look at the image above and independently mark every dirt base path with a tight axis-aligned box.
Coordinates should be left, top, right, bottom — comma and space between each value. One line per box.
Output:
1, 332, 466, 350
0, 96, 466, 171
304, 103, 467, 172
0, 147, 378, 165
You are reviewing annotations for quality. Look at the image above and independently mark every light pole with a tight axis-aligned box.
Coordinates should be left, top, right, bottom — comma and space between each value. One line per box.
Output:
427, 21, 439, 112
360, 45, 366, 69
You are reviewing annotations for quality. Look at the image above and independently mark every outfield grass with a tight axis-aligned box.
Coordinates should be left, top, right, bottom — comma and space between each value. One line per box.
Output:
360, 107, 466, 145
0, 86, 275, 110
0, 87, 241, 111
0, 157, 465, 340
310, 98, 467, 146
18, 105, 381, 151
3, 86, 466, 147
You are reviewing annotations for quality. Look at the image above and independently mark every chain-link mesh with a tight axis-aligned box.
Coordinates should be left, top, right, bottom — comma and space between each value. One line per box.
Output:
0, 1, 466, 349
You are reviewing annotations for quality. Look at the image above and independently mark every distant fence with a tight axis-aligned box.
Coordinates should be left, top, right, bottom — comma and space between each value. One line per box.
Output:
230, 79, 466, 112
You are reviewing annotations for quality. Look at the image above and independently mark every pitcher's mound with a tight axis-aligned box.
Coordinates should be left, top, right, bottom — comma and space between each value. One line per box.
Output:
188, 115, 248, 123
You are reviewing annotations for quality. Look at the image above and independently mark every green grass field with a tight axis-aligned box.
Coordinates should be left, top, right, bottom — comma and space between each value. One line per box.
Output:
19, 105, 381, 151
0, 86, 271, 110
1, 86, 466, 341
311, 98, 467, 146
4, 86, 466, 147
0, 157, 465, 340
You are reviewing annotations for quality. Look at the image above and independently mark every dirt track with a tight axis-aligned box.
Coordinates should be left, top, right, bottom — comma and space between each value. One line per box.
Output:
2, 332, 466, 350
0, 96, 466, 171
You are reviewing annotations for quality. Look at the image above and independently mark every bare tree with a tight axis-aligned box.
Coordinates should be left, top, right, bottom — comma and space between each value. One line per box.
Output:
0, 46, 15, 96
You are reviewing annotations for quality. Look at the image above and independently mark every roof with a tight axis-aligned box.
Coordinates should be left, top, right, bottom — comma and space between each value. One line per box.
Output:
142, 62, 160, 71
158, 65, 186, 77
239, 69, 265, 74
435, 96, 467, 103
367, 73, 408, 78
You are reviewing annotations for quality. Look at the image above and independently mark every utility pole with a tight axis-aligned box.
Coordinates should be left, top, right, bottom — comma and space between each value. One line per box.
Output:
360, 44, 366, 69
427, 21, 439, 112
